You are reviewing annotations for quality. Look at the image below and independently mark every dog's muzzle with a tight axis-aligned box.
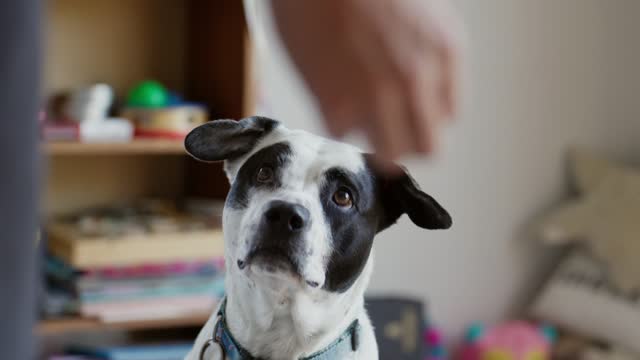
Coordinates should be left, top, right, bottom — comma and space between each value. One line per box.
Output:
238, 200, 311, 274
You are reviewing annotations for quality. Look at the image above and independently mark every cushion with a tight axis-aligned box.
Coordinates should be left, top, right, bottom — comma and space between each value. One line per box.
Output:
530, 250, 640, 353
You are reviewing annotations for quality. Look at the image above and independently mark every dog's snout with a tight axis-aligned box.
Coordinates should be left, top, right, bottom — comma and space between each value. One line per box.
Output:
264, 200, 310, 233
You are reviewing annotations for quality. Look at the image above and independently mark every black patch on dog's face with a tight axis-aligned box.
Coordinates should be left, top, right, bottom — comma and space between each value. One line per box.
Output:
226, 142, 293, 209
321, 157, 452, 293
321, 167, 378, 293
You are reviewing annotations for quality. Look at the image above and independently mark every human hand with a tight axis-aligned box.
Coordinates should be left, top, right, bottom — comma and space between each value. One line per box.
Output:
271, 0, 464, 169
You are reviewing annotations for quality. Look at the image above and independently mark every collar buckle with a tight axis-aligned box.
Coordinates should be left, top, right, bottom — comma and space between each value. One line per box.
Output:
199, 314, 225, 360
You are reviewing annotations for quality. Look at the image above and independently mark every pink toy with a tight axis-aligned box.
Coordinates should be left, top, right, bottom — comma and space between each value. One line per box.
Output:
425, 328, 443, 345
458, 321, 554, 360
424, 326, 446, 358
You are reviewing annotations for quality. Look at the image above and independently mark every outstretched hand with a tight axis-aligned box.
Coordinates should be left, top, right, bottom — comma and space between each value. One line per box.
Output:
271, 0, 464, 169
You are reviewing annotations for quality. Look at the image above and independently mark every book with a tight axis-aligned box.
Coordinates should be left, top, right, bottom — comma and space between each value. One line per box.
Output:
366, 297, 426, 360
83, 259, 225, 279
43, 255, 224, 285
43, 255, 225, 319
46, 200, 224, 268
68, 343, 192, 360
48, 223, 224, 268
79, 275, 224, 303
79, 295, 216, 323
42, 122, 80, 141
45, 256, 224, 294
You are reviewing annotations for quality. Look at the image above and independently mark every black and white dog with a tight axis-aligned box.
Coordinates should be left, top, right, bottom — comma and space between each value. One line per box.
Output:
184, 117, 451, 360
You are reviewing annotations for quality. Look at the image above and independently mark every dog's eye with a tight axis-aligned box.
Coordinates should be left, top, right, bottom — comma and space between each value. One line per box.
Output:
333, 188, 353, 208
256, 166, 274, 183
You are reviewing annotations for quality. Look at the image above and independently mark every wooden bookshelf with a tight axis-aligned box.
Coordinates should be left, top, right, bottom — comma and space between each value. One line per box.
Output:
40, 0, 247, 356
44, 139, 188, 156
37, 312, 212, 336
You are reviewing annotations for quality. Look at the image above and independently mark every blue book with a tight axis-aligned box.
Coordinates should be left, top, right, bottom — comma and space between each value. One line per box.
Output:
79, 277, 222, 303
67, 343, 192, 360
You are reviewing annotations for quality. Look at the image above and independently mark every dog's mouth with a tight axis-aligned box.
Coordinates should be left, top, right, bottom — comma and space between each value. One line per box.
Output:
241, 246, 301, 276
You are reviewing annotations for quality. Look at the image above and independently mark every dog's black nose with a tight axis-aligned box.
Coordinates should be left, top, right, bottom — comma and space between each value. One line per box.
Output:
264, 200, 310, 233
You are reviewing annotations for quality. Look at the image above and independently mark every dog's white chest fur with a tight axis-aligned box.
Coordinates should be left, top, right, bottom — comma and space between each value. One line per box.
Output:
185, 256, 378, 360
225, 255, 377, 359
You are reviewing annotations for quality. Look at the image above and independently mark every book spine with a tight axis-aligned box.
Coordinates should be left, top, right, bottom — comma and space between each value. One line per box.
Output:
79, 278, 223, 303
62, 231, 224, 268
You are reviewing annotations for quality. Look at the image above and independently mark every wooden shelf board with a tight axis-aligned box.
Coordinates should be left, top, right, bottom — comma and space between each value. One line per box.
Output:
37, 312, 211, 336
44, 139, 188, 156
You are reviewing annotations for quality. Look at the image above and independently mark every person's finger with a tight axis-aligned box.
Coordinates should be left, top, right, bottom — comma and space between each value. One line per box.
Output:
419, 0, 464, 121
371, 79, 414, 161
432, 2, 465, 120
346, 11, 417, 160
406, 53, 442, 154
363, 118, 405, 175
439, 39, 460, 119
367, 147, 405, 175
399, 10, 449, 152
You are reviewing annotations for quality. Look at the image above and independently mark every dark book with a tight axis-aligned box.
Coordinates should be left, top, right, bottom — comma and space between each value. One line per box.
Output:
366, 297, 426, 360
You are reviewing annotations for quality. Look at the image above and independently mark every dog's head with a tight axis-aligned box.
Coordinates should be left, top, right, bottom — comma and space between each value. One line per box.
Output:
186, 117, 451, 293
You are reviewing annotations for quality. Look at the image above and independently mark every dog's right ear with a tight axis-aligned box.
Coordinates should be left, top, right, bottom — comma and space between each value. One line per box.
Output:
365, 156, 452, 233
184, 117, 280, 162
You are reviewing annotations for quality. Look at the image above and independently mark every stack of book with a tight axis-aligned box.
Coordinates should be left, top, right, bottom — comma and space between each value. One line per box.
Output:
43, 200, 225, 323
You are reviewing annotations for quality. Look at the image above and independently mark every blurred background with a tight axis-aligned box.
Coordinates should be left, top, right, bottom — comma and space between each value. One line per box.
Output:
36, 0, 640, 359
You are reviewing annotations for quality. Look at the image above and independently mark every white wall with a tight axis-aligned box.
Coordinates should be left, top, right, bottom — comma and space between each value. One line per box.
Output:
250, 0, 640, 340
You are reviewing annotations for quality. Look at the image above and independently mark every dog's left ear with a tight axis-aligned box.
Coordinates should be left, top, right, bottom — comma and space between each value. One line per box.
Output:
185, 116, 280, 162
368, 158, 452, 232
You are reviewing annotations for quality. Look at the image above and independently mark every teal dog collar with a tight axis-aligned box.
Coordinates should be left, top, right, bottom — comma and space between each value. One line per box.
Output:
200, 298, 360, 360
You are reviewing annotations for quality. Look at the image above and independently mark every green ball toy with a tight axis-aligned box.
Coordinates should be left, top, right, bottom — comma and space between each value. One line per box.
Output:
127, 80, 168, 108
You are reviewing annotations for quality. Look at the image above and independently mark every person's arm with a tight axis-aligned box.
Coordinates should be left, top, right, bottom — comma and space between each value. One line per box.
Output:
270, 0, 464, 168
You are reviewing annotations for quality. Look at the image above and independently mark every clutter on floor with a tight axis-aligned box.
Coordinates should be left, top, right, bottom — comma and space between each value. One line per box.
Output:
457, 321, 555, 360
530, 149, 640, 359
538, 148, 640, 292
